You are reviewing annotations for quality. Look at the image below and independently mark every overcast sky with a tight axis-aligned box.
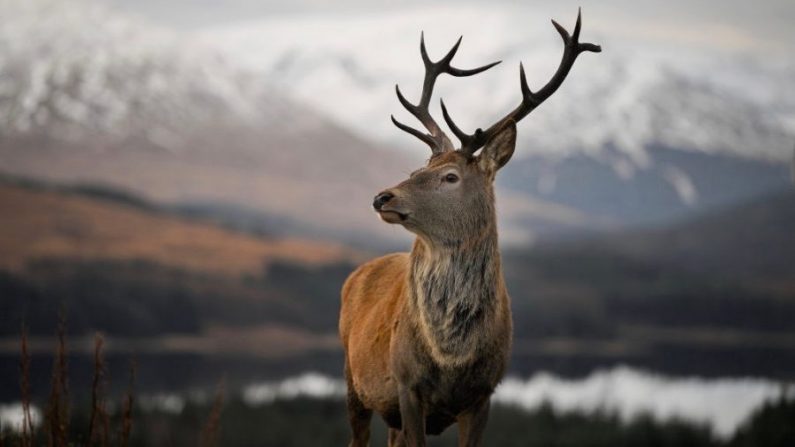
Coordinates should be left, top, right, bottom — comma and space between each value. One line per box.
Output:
105, 0, 795, 54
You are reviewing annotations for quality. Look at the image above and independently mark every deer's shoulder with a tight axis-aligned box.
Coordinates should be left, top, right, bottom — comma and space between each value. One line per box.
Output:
344, 252, 408, 290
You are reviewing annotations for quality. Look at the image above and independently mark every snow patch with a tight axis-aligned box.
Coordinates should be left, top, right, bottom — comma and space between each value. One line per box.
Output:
0, 403, 41, 433
243, 372, 346, 405
237, 367, 792, 439
494, 366, 792, 440
661, 164, 698, 205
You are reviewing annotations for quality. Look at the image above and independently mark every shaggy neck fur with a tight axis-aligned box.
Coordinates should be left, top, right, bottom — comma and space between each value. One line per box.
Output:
408, 218, 501, 367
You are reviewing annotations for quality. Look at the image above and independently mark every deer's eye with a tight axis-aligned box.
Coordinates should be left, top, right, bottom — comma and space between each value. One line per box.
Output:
444, 173, 459, 183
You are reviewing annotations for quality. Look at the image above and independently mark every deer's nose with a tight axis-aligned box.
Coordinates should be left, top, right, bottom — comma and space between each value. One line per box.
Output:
373, 192, 394, 211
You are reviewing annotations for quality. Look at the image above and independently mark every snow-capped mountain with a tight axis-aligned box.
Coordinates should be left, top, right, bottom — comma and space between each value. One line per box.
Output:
196, 4, 794, 230
1, 0, 791, 246
0, 0, 606, 246
0, 0, 422, 244
198, 5, 795, 165
0, 0, 327, 148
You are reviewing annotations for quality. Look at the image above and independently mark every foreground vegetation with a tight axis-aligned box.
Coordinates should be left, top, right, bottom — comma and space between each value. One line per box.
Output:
3, 322, 795, 447
4, 393, 795, 447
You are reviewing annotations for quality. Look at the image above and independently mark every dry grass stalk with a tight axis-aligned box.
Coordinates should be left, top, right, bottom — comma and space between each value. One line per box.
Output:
19, 325, 34, 447
46, 312, 69, 447
87, 333, 110, 447
119, 359, 136, 447
199, 378, 225, 447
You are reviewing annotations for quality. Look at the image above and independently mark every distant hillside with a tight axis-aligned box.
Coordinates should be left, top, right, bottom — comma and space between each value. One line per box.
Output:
0, 181, 356, 277
500, 188, 795, 377
624, 188, 795, 280
541, 188, 795, 283
500, 147, 791, 231
1, 179, 794, 380
0, 180, 361, 340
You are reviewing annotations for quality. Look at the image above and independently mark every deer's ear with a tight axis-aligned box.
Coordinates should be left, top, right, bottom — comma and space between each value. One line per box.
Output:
478, 120, 517, 175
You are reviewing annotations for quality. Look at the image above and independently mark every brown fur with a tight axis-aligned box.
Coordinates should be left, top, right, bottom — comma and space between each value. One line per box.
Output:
340, 128, 516, 447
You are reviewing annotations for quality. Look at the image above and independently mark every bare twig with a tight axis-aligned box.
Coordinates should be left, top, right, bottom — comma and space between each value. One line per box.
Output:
199, 378, 225, 447
119, 359, 136, 447
19, 325, 34, 447
88, 333, 110, 447
46, 311, 69, 447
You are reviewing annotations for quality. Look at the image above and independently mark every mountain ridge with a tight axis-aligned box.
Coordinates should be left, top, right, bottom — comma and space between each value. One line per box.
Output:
199, 4, 795, 164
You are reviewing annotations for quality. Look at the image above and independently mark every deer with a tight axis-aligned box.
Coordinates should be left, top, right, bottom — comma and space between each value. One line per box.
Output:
339, 10, 600, 447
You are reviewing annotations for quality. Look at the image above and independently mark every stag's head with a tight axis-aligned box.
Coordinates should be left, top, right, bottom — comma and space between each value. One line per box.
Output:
373, 10, 600, 245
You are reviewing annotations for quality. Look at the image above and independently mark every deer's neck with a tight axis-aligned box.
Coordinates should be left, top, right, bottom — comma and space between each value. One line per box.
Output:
408, 227, 502, 367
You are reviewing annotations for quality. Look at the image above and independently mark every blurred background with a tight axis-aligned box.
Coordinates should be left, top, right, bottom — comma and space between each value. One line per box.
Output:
1, 0, 794, 445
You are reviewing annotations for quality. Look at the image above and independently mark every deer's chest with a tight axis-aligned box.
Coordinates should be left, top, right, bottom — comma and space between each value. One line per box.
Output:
393, 309, 508, 408
413, 350, 505, 435
411, 257, 498, 365
429, 356, 502, 404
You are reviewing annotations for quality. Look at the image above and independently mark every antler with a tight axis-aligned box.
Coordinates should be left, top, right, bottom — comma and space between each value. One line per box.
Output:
392, 33, 501, 154
442, 8, 601, 156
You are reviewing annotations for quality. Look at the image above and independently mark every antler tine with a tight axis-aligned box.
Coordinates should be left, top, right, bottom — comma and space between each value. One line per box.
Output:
454, 8, 601, 155
440, 98, 484, 151
393, 32, 501, 154
391, 114, 436, 148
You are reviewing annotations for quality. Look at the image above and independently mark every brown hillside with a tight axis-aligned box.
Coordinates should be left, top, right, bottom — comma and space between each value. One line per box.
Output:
0, 183, 358, 277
